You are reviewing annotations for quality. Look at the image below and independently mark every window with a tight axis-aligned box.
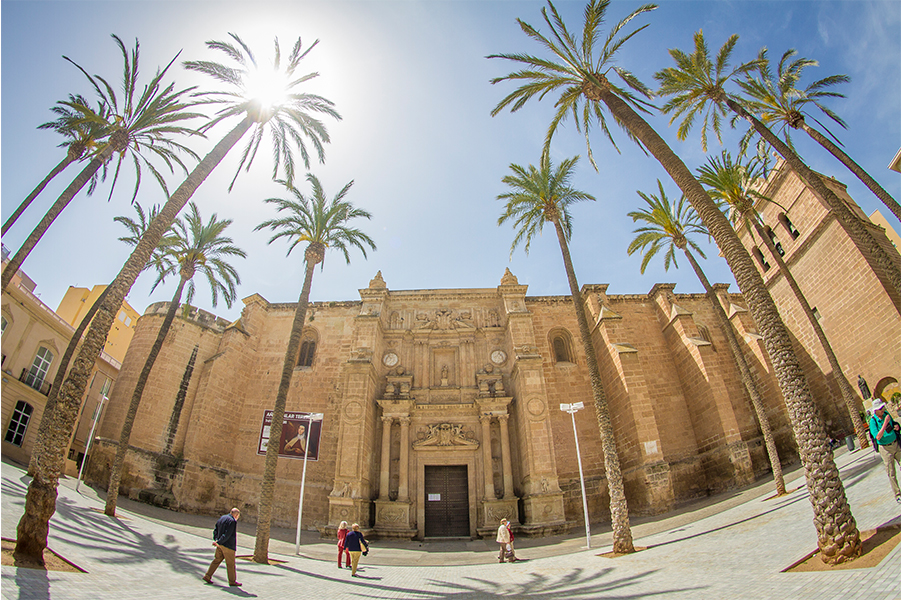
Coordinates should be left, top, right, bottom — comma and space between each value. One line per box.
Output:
778, 213, 800, 239
765, 226, 785, 257
550, 329, 575, 363
1, 315, 7, 336
697, 324, 716, 352
118, 312, 133, 327
297, 340, 316, 367
24, 347, 54, 391
4, 400, 33, 446
100, 376, 112, 399
752, 247, 771, 271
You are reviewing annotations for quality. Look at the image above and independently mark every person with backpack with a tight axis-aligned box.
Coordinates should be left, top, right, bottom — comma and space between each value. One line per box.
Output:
203, 508, 242, 587
869, 399, 901, 504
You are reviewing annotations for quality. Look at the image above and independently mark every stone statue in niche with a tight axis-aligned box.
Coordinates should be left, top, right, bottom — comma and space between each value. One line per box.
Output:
487, 309, 500, 328
413, 423, 479, 447
389, 311, 402, 329
330, 481, 350, 497
440, 365, 449, 387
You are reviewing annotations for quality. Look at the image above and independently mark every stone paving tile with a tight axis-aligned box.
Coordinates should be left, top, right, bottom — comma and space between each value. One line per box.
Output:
2, 447, 900, 599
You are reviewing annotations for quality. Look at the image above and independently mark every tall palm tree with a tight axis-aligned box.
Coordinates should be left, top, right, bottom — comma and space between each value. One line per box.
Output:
104, 202, 245, 517
2, 95, 108, 236
738, 49, 901, 223
253, 174, 375, 564
490, 0, 860, 563
1, 35, 201, 293
498, 154, 635, 553
698, 151, 870, 450
627, 180, 786, 495
654, 30, 901, 309
15, 33, 339, 567
25, 203, 168, 478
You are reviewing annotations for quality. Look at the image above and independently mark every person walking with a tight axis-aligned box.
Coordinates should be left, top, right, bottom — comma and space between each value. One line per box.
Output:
496, 518, 516, 563
344, 523, 369, 577
203, 508, 242, 587
336, 521, 351, 569
505, 519, 517, 562
869, 399, 901, 503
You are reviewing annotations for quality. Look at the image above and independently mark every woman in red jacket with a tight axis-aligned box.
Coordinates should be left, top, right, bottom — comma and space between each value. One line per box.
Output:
336, 521, 351, 568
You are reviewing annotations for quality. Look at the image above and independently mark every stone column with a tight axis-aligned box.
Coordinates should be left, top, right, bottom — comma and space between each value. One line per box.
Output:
398, 416, 411, 501
498, 414, 515, 499
479, 415, 495, 499
379, 416, 393, 500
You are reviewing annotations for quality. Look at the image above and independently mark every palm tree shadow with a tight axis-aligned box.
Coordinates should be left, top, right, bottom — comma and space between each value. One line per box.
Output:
270, 562, 701, 599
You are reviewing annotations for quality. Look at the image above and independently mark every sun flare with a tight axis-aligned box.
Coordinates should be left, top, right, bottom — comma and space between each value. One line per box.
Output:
244, 67, 290, 111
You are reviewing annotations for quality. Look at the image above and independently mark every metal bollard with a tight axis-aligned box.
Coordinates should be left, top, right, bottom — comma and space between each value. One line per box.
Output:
844, 435, 855, 452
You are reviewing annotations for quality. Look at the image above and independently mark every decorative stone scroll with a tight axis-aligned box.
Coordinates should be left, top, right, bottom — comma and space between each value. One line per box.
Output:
413, 423, 479, 449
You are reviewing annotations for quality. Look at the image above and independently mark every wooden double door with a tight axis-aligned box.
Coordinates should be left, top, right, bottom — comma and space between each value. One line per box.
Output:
423, 465, 470, 537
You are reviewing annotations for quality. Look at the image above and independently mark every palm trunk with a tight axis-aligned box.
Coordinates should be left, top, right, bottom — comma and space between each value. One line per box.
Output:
684, 248, 786, 495
1, 147, 112, 292
14, 116, 253, 566
27, 285, 112, 477
551, 219, 634, 553
800, 122, 901, 224
725, 98, 901, 310
751, 219, 869, 450
2, 155, 75, 235
163, 345, 199, 455
597, 86, 860, 564
105, 275, 188, 516
253, 243, 322, 563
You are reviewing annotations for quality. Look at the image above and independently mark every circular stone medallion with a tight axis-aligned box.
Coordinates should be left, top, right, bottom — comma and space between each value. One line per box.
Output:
383, 352, 399, 367
344, 400, 364, 421
527, 398, 546, 417
490, 349, 507, 365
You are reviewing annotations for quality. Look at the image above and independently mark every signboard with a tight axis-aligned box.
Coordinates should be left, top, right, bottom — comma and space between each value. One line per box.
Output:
257, 410, 323, 461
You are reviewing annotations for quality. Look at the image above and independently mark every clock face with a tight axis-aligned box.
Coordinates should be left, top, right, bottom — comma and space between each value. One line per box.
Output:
383, 352, 399, 367
490, 350, 507, 365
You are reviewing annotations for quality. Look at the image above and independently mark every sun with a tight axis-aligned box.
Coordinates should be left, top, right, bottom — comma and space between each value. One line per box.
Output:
243, 67, 290, 113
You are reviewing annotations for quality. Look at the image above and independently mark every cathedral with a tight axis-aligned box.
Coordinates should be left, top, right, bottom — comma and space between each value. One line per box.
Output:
84, 162, 901, 539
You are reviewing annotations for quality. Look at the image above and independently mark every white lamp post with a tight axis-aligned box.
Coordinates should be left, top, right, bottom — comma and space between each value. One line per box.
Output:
76, 394, 107, 494
295, 412, 324, 554
560, 401, 591, 548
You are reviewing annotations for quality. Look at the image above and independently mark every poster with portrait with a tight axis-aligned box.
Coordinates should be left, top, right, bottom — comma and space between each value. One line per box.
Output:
257, 410, 322, 461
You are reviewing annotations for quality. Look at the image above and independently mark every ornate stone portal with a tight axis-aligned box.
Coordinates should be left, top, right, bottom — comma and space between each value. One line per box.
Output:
326, 271, 566, 540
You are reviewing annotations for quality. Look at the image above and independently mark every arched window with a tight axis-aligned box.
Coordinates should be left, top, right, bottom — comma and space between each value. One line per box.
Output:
25, 347, 54, 391
4, 400, 34, 447
297, 340, 316, 367
764, 226, 785, 257
697, 324, 716, 352
752, 247, 771, 271
549, 329, 575, 364
778, 213, 800, 239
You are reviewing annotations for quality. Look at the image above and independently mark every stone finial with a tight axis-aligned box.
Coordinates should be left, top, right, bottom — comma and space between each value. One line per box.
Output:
369, 271, 387, 289
500, 268, 519, 286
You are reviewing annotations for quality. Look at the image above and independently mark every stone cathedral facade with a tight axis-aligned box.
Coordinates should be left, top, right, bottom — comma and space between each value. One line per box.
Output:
85, 166, 900, 539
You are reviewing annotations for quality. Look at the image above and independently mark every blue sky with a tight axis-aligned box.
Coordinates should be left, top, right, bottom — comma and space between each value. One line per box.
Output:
2, 0, 899, 322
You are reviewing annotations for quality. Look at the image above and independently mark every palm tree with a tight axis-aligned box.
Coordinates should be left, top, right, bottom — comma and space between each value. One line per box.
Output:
490, 1, 860, 563
627, 180, 786, 495
738, 49, 901, 223
253, 174, 375, 564
654, 30, 901, 309
15, 33, 339, 566
498, 154, 635, 553
25, 203, 168, 478
104, 202, 245, 517
2, 95, 108, 236
1, 35, 201, 293
698, 151, 870, 450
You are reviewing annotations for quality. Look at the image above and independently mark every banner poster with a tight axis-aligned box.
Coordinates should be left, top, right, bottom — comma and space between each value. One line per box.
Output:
257, 410, 322, 461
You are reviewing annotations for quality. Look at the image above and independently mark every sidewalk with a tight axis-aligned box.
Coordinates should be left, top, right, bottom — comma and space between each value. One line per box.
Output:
3, 447, 900, 599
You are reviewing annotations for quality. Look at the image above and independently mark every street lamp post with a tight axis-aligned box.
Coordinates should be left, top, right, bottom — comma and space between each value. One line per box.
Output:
76, 394, 107, 494
560, 401, 591, 548
295, 412, 324, 554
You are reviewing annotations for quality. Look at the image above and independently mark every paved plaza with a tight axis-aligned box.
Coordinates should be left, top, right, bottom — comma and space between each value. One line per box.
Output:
2, 447, 900, 600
